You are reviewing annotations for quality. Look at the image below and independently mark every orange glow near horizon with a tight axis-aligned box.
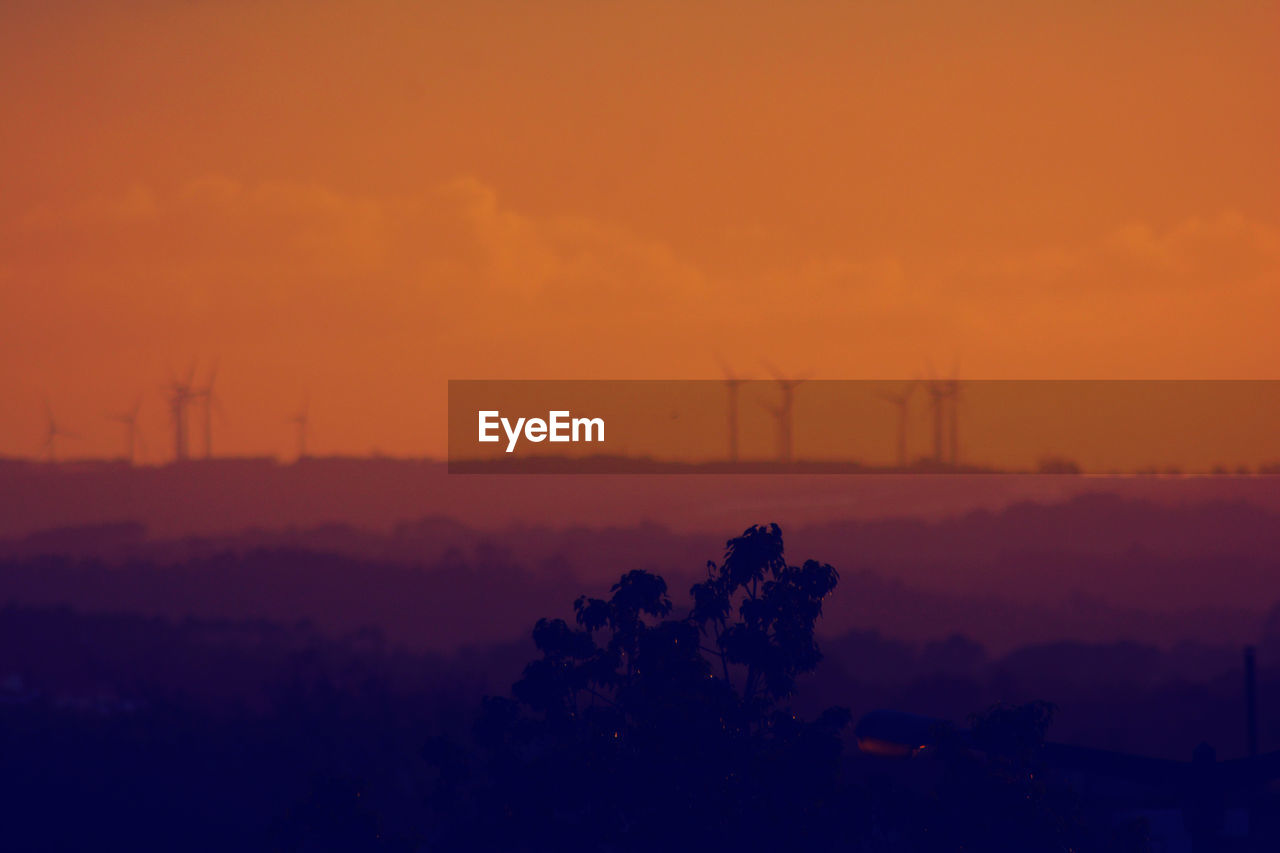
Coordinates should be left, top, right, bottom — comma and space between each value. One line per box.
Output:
1, 1, 1278, 460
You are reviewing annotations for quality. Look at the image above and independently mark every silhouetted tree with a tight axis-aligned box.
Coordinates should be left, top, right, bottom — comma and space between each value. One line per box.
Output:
419, 526, 1158, 852
426, 524, 852, 851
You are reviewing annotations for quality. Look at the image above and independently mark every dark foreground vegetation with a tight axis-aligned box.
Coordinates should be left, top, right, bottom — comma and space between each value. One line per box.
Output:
416, 525, 1146, 852
3, 524, 1280, 849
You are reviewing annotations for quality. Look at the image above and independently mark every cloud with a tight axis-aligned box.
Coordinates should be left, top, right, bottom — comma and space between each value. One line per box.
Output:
2, 176, 1277, 410
22, 185, 161, 229
960, 212, 1280, 298
441, 177, 709, 313
5, 175, 713, 311
12, 177, 392, 284
1101, 212, 1279, 288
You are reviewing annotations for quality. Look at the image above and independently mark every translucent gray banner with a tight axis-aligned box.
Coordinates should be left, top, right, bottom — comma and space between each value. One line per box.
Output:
448, 380, 1280, 475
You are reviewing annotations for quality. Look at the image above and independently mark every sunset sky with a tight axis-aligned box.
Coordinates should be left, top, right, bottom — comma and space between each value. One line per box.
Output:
2, 0, 1277, 460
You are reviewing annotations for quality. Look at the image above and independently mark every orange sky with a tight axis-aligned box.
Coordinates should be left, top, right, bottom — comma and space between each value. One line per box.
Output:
1, 0, 1277, 460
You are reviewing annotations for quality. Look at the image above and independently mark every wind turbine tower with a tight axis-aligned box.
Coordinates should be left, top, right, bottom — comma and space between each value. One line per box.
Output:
290, 397, 310, 460
41, 400, 77, 462
193, 361, 222, 459
764, 368, 806, 464
720, 365, 745, 463
925, 378, 948, 465
164, 364, 197, 462
108, 397, 143, 464
876, 381, 917, 468
945, 375, 962, 466
924, 362, 962, 467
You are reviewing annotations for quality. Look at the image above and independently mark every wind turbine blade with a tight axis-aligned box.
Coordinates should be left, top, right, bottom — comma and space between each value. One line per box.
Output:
715, 355, 739, 382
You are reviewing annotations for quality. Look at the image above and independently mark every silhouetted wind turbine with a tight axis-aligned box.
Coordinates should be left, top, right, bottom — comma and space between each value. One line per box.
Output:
719, 361, 746, 463
944, 365, 962, 467
164, 362, 198, 462
41, 399, 79, 462
876, 381, 917, 468
762, 363, 808, 464
107, 396, 144, 464
924, 360, 962, 467
924, 370, 948, 465
290, 396, 310, 459
193, 360, 224, 459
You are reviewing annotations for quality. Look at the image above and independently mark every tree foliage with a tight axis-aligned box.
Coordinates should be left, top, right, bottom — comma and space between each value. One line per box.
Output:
420, 524, 1148, 853
429, 524, 851, 851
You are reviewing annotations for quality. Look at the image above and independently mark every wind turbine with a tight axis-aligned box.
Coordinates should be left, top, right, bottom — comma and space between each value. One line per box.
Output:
107, 396, 144, 464
762, 363, 807, 464
937, 357, 963, 466
924, 360, 962, 467
41, 399, 78, 462
290, 396, 310, 460
876, 381, 917, 468
192, 360, 223, 459
924, 371, 948, 465
945, 371, 962, 467
719, 361, 746, 463
164, 361, 197, 462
